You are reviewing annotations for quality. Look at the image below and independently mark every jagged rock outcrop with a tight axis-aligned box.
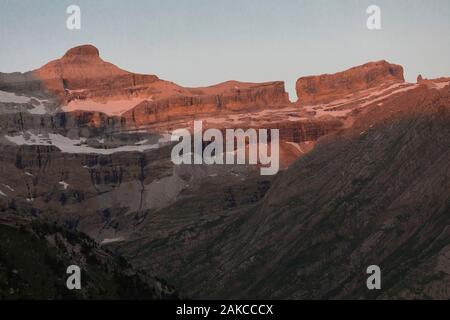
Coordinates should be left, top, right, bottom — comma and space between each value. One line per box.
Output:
296, 60, 405, 105
415, 74, 450, 90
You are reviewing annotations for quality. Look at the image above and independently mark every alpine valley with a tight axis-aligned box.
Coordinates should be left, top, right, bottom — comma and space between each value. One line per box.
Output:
0, 45, 449, 299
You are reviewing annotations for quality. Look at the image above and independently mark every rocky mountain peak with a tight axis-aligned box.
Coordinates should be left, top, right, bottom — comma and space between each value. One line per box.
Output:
28, 45, 289, 115
296, 60, 405, 105
62, 44, 101, 60
30, 44, 160, 102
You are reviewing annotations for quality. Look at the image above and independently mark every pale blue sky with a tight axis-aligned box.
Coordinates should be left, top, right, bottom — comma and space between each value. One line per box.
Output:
1, 0, 450, 99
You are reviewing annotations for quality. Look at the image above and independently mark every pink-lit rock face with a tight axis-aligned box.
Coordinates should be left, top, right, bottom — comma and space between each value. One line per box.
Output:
416, 74, 450, 90
123, 81, 290, 126
296, 60, 405, 105
32, 45, 163, 104
27, 45, 290, 117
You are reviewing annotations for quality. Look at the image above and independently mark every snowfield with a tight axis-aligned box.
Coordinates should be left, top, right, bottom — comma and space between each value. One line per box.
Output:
62, 97, 145, 116
0, 90, 32, 104
0, 90, 49, 114
28, 100, 48, 114
4, 132, 168, 154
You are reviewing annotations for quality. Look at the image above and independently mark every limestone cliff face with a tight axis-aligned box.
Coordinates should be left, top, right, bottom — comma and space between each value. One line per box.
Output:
1, 45, 290, 119
123, 81, 290, 126
296, 60, 405, 105
33, 45, 163, 103
115, 84, 450, 300
0, 45, 160, 102
0, 72, 44, 95
0, 111, 127, 141
2, 44, 450, 300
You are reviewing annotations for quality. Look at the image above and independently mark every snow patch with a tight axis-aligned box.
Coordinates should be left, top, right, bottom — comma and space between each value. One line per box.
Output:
62, 97, 145, 116
101, 237, 125, 245
0, 90, 31, 104
59, 181, 69, 190
2, 184, 14, 192
135, 139, 148, 145
28, 100, 48, 114
5, 132, 163, 155
0, 91, 49, 114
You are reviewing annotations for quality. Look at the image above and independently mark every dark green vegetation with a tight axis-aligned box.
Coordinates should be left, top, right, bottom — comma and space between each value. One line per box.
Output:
0, 208, 178, 300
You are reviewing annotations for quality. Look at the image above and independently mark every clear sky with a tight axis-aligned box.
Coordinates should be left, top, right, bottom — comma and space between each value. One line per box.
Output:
1, 0, 450, 100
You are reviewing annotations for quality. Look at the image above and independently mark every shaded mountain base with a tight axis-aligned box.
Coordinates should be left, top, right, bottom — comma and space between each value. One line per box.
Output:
114, 91, 450, 299
0, 207, 178, 300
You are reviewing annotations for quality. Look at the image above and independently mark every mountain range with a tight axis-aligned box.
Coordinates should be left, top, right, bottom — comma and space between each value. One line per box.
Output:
0, 45, 449, 299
